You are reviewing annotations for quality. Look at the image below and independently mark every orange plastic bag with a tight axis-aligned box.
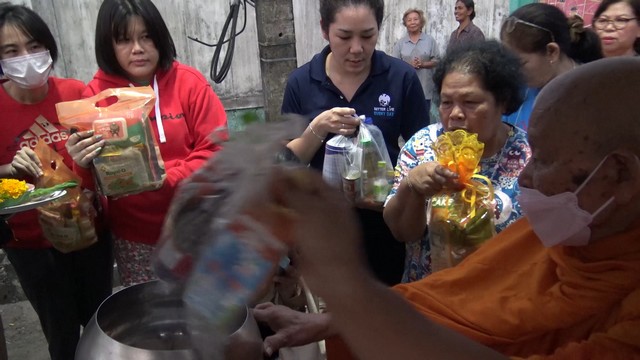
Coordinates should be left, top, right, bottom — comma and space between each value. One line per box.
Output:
427, 130, 496, 271
34, 140, 98, 253
56, 86, 165, 197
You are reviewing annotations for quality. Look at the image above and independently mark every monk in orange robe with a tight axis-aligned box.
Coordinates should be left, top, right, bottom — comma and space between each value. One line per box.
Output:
254, 57, 640, 359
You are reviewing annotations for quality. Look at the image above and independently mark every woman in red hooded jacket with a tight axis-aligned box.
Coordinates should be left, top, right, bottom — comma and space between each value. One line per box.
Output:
66, 0, 227, 287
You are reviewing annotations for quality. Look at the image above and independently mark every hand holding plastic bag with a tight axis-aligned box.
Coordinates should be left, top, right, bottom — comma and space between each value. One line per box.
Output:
34, 140, 98, 253
322, 116, 394, 208
427, 130, 495, 271
56, 87, 165, 197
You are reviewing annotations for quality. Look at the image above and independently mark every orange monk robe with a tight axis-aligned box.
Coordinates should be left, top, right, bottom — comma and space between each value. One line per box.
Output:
327, 218, 640, 359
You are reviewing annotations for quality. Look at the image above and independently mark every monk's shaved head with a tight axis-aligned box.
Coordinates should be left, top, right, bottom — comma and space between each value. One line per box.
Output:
529, 57, 640, 158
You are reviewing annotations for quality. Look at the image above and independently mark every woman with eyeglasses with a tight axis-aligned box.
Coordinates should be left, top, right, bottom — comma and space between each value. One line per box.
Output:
500, 3, 602, 130
593, 0, 640, 57
66, 0, 227, 287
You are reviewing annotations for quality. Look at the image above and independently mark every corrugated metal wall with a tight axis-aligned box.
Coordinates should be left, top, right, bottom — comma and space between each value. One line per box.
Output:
7, 0, 509, 110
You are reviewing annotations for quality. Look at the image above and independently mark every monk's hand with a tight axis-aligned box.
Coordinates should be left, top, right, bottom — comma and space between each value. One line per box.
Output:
253, 302, 330, 357
268, 167, 366, 293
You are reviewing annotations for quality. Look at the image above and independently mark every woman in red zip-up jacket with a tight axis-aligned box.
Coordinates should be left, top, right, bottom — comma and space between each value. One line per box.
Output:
66, 0, 227, 287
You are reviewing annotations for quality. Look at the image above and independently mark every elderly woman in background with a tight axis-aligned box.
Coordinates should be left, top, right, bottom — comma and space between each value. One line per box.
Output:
383, 40, 531, 282
392, 8, 439, 124
592, 0, 640, 57
500, 3, 602, 130
447, 0, 485, 52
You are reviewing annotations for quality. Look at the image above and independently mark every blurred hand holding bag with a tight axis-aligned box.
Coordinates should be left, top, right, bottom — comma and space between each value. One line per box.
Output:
34, 140, 98, 253
56, 86, 165, 197
427, 130, 496, 272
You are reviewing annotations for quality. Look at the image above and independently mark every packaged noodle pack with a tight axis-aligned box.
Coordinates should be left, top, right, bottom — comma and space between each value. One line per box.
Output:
427, 130, 496, 272
56, 87, 165, 197
34, 140, 98, 253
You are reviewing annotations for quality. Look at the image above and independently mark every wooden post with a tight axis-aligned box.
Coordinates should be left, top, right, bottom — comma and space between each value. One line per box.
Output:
255, 0, 298, 122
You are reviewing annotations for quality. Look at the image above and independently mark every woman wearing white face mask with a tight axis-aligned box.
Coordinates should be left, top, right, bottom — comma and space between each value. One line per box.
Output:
0, 3, 113, 360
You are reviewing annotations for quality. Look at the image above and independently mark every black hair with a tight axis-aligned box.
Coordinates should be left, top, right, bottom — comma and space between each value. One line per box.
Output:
501, 3, 602, 64
457, 0, 476, 21
434, 40, 525, 115
94, 0, 176, 78
320, 0, 384, 33
594, 0, 640, 54
0, 2, 58, 64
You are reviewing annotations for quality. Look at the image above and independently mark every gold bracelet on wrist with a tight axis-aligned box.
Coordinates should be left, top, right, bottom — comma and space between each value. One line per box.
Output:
308, 124, 325, 143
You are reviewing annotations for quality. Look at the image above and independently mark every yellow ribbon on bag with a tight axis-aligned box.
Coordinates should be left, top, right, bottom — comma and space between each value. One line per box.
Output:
428, 130, 497, 272
431, 130, 494, 223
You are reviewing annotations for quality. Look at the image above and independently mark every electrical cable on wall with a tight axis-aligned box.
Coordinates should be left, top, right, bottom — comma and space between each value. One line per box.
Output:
187, 0, 253, 83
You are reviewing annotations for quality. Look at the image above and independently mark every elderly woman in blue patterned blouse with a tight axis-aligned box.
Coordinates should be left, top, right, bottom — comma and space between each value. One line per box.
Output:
383, 40, 531, 282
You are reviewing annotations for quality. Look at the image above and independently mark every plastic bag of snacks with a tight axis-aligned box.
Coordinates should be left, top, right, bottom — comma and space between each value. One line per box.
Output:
34, 140, 98, 253
152, 116, 305, 359
427, 130, 496, 272
351, 118, 394, 205
56, 86, 165, 197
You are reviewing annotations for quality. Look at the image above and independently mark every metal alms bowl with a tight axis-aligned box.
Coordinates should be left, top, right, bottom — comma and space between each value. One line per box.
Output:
75, 280, 263, 360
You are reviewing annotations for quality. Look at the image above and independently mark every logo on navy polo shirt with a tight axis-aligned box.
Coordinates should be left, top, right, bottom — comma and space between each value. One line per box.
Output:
373, 93, 395, 117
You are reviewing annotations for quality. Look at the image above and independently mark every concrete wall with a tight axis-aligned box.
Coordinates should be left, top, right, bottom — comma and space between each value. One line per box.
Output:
7, 0, 509, 110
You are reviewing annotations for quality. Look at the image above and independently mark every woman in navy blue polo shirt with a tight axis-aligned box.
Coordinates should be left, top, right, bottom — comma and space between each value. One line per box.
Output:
282, 0, 428, 285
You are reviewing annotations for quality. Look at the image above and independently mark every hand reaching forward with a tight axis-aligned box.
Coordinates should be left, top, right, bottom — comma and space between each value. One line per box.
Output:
269, 167, 366, 291
253, 302, 331, 357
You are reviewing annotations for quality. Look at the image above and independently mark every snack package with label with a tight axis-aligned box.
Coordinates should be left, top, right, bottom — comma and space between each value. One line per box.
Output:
152, 116, 304, 359
33, 140, 98, 253
56, 86, 165, 197
427, 130, 496, 272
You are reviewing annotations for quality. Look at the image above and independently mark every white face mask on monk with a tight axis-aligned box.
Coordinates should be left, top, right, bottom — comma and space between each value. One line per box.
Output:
517, 156, 615, 247
0, 50, 52, 89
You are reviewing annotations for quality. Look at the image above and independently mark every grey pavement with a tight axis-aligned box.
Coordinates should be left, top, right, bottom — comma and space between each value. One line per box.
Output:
1, 301, 48, 360
0, 250, 49, 360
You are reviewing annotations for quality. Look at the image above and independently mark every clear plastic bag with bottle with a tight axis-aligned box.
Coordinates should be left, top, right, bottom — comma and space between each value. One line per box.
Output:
355, 118, 394, 206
